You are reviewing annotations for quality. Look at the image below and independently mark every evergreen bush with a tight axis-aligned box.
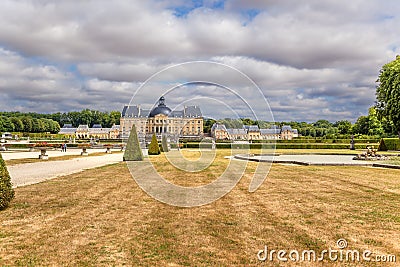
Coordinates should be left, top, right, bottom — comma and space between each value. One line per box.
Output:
378, 138, 400, 151
0, 153, 14, 210
161, 134, 169, 153
123, 125, 143, 161
148, 133, 160, 155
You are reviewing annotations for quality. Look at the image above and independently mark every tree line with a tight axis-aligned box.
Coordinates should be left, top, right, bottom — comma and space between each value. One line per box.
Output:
204, 106, 397, 139
0, 117, 60, 134
0, 109, 121, 134
1, 55, 399, 138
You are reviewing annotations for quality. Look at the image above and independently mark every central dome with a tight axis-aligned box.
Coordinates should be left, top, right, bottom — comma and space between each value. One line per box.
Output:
149, 96, 171, 117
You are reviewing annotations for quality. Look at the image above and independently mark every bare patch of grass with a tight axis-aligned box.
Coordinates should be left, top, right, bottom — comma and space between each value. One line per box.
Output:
0, 151, 399, 266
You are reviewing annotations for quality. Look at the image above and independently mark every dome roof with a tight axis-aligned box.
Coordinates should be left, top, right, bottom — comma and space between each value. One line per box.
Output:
149, 96, 171, 117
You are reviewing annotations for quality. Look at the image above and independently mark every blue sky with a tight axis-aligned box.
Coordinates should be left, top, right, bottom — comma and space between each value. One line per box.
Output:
0, 0, 399, 122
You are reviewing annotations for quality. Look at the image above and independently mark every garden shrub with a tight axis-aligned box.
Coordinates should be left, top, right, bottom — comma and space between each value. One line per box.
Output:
123, 125, 143, 161
0, 153, 14, 210
378, 138, 400, 151
148, 133, 160, 155
161, 134, 169, 153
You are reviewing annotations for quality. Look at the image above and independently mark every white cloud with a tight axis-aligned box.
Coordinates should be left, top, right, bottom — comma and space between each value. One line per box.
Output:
0, 0, 399, 121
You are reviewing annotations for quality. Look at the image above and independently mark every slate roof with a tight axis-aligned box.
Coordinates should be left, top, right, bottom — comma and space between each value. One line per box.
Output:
281, 125, 293, 132
211, 123, 227, 132
122, 105, 138, 117
122, 100, 201, 118
149, 97, 172, 117
59, 127, 76, 134
89, 128, 111, 134
184, 106, 202, 117
227, 128, 247, 135
122, 105, 151, 118
260, 129, 280, 135
170, 110, 184, 118
243, 125, 260, 132
77, 125, 89, 131
111, 125, 120, 130
59, 124, 121, 135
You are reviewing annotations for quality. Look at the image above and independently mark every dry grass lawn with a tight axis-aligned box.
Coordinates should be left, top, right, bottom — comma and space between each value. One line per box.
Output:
0, 150, 399, 266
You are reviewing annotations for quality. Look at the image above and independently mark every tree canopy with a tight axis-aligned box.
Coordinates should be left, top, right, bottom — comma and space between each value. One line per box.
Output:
0, 109, 121, 134
376, 55, 400, 138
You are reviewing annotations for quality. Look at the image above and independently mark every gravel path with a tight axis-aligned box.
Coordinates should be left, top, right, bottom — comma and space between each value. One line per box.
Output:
1, 148, 109, 160
7, 153, 123, 188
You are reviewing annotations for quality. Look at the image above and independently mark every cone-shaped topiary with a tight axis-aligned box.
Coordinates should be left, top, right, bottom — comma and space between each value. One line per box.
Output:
0, 153, 14, 210
161, 134, 169, 153
148, 133, 160, 155
123, 124, 143, 161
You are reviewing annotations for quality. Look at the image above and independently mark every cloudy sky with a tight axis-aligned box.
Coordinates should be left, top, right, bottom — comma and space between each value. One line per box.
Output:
0, 0, 399, 122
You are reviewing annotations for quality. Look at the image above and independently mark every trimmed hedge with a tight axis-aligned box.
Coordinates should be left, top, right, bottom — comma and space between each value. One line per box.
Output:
161, 135, 169, 153
0, 153, 14, 210
378, 138, 400, 151
123, 125, 143, 161
148, 133, 160, 155
248, 139, 380, 144
181, 142, 377, 149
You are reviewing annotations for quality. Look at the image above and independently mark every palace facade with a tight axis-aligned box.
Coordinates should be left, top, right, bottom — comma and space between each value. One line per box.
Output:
59, 124, 120, 139
120, 96, 204, 140
211, 123, 298, 141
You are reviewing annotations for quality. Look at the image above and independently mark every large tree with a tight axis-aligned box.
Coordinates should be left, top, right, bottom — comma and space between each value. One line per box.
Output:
376, 55, 400, 138
334, 120, 352, 135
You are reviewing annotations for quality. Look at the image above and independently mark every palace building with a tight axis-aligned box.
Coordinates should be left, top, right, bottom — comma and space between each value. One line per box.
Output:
120, 96, 204, 140
211, 123, 298, 141
59, 124, 120, 139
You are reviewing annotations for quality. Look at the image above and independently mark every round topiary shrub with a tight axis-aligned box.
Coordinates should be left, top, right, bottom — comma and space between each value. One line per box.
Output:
0, 153, 14, 210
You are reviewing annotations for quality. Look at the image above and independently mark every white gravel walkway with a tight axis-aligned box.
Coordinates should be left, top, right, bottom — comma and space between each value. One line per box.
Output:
7, 153, 123, 188
1, 148, 108, 160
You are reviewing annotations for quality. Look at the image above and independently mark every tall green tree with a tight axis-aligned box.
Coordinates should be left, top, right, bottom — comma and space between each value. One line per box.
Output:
334, 120, 352, 134
0, 117, 14, 132
10, 117, 24, 132
353, 116, 369, 135
353, 108, 383, 136
366, 107, 383, 136
376, 55, 400, 138
203, 119, 216, 134
21, 117, 33, 132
